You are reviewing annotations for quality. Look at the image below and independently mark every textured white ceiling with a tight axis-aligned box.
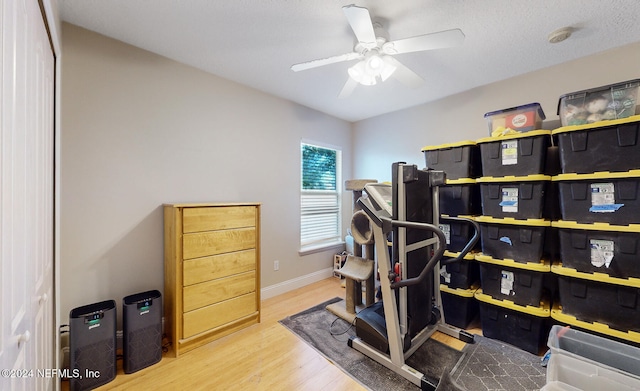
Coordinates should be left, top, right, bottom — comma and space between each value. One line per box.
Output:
60, 0, 640, 122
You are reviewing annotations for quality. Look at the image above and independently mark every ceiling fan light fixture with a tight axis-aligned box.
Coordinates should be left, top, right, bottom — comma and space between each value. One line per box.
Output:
348, 53, 397, 86
366, 54, 383, 71
348, 61, 377, 85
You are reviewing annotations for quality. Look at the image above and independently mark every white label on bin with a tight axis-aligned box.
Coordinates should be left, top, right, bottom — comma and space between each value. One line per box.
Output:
511, 114, 528, 128
501, 140, 518, 166
440, 269, 451, 284
590, 239, 614, 268
590, 183, 624, 213
439, 224, 451, 244
501, 270, 515, 295
500, 187, 519, 213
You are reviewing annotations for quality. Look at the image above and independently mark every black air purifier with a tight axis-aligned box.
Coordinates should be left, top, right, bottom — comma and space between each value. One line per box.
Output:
123, 290, 162, 374
69, 300, 117, 391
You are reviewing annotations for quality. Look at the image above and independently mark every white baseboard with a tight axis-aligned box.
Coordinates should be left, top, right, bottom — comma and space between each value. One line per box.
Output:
261, 267, 334, 300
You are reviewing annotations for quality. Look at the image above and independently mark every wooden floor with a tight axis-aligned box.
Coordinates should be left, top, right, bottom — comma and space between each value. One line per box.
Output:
62, 277, 479, 390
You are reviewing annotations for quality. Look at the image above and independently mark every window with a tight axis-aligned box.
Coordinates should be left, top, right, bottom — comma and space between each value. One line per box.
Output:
300, 142, 342, 250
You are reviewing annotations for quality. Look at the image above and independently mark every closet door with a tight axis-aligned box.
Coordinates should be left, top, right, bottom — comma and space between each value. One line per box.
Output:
0, 0, 55, 390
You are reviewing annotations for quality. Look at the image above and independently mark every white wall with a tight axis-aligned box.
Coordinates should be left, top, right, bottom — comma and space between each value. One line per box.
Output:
353, 41, 640, 181
60, 23, 352, 322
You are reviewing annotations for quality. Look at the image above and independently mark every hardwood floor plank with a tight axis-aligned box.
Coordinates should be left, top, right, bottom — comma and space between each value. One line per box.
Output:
61, 277, 476, 390
59, 278, 362, 390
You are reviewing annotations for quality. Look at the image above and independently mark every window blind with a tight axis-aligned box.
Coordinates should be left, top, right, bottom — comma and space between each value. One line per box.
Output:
300, 143, 341, 247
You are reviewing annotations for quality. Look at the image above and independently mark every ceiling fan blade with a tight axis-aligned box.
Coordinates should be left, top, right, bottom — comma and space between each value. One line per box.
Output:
383, 56, 424, 88
342, 5, 377, 45
291, 52, 361, 72
338, 77, 358, 99
383, 28, 465, 55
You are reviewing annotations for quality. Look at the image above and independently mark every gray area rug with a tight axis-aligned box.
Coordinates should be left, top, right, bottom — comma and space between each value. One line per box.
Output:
279, 297, 547, 391
279, 297, 463, 390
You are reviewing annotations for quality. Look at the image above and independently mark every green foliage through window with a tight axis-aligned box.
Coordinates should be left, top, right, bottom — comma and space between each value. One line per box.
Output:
302, 144, 337, 191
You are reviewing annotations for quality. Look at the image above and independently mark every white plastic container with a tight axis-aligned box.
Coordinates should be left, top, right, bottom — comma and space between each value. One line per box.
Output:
540, 381, 581, 391
557, 79, 640, 126
484, 102, 545, 134
545, 325, 640, 391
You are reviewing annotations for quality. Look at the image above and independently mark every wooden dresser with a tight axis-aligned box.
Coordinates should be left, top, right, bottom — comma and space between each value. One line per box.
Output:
163, 203, 261, 356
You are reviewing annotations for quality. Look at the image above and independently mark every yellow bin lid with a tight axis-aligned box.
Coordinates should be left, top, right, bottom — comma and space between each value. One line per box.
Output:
474, 289, 550, 317
475, 215, 550, 227
552, 169, 640, 181
552, 220, 640, 233
476, 129, 552, 144
551, 262, 640, 288
552, 114, 640, 135
421, 140, 477, 151
475, 253, 551, 272
440, 283, 479, 298
443, 250, 477, 260
443, 177, 477, 185
477, 174, 551, 183
551, 302, 640, 343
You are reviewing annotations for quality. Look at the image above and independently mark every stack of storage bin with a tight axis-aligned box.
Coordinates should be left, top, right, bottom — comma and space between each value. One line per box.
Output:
422, 141, 481, 329
473, 129, 554, 354
550, 115, 640, 345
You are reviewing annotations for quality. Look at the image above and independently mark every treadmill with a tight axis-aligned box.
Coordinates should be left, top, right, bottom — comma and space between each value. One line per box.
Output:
349, 162, 479, 390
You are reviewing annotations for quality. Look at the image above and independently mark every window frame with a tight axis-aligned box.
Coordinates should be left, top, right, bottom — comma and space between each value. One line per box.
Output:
299, 141, 344, 254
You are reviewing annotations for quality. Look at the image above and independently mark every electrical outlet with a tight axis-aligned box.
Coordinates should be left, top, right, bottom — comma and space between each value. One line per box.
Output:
274, 260, 279, 271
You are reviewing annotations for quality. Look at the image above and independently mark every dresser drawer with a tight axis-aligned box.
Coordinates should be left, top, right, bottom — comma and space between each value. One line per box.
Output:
182, 292, 257, 338
183, 271, 256, 312
183, 227, 256, 260
183, 249, 256, 286
183, 206, 256, 233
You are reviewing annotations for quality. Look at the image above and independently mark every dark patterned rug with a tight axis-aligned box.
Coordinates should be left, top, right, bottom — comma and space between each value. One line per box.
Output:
279, 297, 546, 391
450, 335, 546, 391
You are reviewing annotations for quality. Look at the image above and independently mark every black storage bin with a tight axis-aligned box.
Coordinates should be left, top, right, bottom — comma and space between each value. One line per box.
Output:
440, 251, 479, 290
477, 257, 549, 306
478, 175, 549, 219
440, 284, 479, 329
554, 171, 640, 225
69, 300, 117, 391
422, 141, 481, 180
477, 130, 551, 177
123, 290, 163, 374
554, 267, 640, 333
553, 115, 640, 175
476, 216, 549, 263
439, 178, 482, 216
475, 290, 550, 354
554, 221, 640, 279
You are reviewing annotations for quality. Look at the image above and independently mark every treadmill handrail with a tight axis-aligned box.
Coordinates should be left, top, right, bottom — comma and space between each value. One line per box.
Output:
357, 195, 479, 289
438, 216, 480, 266
383, 217, 446, 290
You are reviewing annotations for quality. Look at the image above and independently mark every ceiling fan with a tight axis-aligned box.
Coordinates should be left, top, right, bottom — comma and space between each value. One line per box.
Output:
291, 4, 465, 98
